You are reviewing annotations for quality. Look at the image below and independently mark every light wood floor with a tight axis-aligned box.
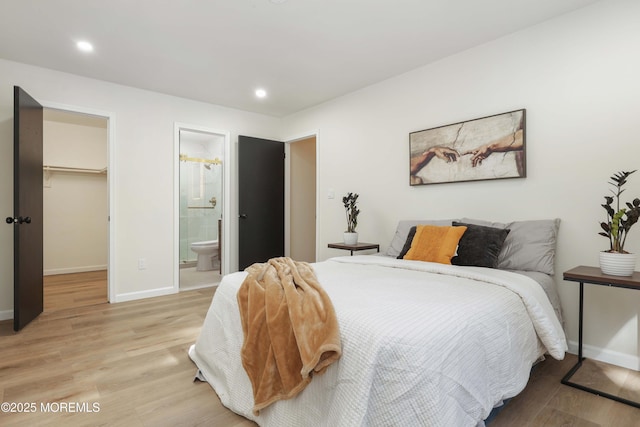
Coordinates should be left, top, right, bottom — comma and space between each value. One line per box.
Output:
44, 270, 108, 312
1, 284, 639, 426
491, 356, 640, 426
0, 286, 253, 427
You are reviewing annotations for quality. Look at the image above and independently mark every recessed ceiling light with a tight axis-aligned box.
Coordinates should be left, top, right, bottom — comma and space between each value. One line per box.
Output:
76, 41, 94, 52
270, 0, 287, 3
255, 89, 267, 98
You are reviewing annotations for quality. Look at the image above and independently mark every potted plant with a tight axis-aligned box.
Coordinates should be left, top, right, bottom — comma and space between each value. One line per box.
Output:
342, 192, 360, 245
598, 170, 640, 276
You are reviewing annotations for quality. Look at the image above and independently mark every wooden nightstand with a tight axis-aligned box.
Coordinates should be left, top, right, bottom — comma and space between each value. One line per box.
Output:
327, 242, 380, 256
562, 265, 640, 409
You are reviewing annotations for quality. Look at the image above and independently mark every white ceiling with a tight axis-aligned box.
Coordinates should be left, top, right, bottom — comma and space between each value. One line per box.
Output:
0, 0, 601, 117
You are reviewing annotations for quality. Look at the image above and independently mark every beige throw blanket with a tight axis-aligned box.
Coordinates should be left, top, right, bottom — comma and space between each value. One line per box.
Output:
237, 257, 342, 415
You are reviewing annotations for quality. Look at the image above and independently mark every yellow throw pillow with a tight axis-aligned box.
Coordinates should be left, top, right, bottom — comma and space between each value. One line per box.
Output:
403, 225, 467, 264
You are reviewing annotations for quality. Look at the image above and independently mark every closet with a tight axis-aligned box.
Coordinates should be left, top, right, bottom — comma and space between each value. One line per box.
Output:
42, 109, 108, 309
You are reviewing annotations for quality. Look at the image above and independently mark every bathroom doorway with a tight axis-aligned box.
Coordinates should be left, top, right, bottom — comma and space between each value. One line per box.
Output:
176, 125, 229, 290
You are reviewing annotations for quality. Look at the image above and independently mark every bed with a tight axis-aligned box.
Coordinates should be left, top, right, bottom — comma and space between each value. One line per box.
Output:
189, 218, 567, 426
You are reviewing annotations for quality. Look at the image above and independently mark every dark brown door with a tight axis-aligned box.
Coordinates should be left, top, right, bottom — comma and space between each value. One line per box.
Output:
238, 135, 284, 270
11, 86, 44, 331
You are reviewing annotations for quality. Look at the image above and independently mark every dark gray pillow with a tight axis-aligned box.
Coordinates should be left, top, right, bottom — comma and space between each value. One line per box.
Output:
451, 222, 510, 268
397, 226, 418, 259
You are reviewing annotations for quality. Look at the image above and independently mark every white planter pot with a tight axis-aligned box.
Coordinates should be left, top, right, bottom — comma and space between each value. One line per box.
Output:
343, 232, 358, 245
599, 251, 637, 276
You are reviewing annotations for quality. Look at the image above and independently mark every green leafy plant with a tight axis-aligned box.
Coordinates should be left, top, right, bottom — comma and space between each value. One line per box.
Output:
342, 192, 360, 233
599, 170, 640, 253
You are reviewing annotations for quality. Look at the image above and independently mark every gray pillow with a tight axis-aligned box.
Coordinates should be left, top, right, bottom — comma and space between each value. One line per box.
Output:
460, 218, 560, 275
386, 219, 455, 257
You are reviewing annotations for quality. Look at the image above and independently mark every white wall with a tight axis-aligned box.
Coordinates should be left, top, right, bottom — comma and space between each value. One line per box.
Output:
283, 0, 640, 369
0, 59, 281, 318
43, 117, 108, 275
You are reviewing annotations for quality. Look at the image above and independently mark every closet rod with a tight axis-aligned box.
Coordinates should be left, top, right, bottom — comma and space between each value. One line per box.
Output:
43, 165, 107, 174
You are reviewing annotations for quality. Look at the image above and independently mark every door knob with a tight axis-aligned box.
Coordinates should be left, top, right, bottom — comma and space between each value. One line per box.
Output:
5, 216, 31, 224
239, 214, 248, 219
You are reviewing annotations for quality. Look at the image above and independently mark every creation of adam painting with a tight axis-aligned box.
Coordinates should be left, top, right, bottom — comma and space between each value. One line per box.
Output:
409, 109, 526, 185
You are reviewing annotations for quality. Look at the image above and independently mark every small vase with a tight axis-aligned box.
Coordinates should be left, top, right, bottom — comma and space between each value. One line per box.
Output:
599, 251, 636, 276
343, 232, 358, 245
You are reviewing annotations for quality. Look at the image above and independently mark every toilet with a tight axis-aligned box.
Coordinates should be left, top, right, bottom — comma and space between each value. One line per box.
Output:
190, 240, 219, 271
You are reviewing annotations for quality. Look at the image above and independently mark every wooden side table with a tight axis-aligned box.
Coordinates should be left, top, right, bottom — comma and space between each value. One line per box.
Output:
328, 242, 380, 256
562, 265, 640, 409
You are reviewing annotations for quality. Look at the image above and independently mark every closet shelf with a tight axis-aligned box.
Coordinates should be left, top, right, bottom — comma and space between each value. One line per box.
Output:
43, 165, 107, 175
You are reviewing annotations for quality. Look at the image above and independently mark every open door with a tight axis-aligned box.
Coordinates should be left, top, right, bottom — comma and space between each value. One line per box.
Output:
238, 135, 284, 270
8, 86, 44, 331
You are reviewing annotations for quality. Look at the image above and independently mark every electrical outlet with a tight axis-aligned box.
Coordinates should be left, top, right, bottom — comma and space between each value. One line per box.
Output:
138, 258, 147, 270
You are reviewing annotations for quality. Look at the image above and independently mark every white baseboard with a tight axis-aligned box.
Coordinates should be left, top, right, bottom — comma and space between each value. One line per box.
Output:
113, 286, 177, 303
44, 265, 107, 276
0, 309, 13, 321
567, 340, 640, 371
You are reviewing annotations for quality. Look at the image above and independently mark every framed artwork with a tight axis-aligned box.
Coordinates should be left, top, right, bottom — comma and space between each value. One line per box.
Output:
409, 109, 526, 186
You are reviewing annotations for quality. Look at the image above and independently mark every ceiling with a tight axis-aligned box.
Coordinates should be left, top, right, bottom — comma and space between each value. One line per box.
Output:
0, 0, 601, 117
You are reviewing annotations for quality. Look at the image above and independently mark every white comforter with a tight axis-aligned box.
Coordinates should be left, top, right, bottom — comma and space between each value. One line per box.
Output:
189, 256, 567, 427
